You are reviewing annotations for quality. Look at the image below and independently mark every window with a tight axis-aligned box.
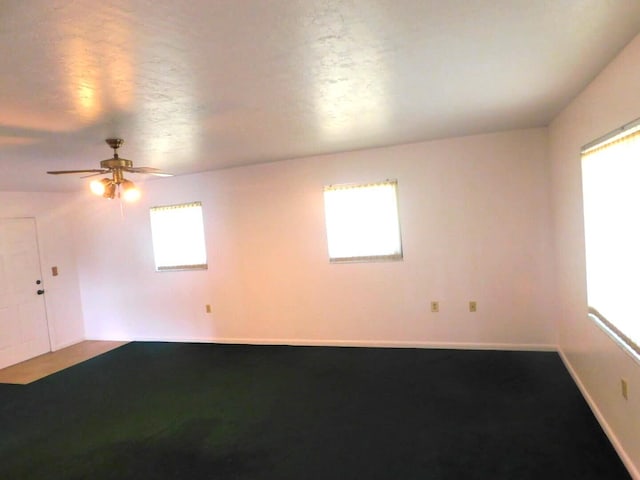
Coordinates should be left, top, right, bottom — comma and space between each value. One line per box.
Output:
581, 120, 640, 357
323, 180, 403, 262
149, 202, 207, 271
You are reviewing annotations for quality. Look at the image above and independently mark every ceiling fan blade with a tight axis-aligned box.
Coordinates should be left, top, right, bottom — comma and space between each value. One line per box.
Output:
125, 167, 173, 176
125, 166, 162, 172
81, 171, 110, 178
47, 169, 108, 175
146, 172, 174, 177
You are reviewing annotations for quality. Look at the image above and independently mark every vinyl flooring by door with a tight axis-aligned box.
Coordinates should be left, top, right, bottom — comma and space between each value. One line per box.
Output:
0, 340, 128, 384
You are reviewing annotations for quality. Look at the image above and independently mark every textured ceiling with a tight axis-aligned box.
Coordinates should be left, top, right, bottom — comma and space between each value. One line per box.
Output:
1, 0, 640, 192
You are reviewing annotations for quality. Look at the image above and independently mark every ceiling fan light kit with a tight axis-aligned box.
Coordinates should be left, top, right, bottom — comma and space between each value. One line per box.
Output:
47, 138, 172, 202
120, 179, 141, 202
89, 178, 113, 197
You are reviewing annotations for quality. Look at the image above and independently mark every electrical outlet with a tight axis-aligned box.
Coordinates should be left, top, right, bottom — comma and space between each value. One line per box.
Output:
431, 301, 439, 313
205, 304, 212, 314
469, 301, 477, 312
621, 378, 628, 400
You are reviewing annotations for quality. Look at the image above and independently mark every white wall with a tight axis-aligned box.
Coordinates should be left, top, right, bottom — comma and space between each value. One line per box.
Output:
0, 192, 85, 350
549, 33, 640, 478
77, 127, 555, 350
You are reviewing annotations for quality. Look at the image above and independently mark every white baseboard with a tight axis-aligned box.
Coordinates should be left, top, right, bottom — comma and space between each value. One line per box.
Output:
203, 337, 557, 351
50, 337, 85, 352
558, 349, 639, 480
86, 335, 556, 352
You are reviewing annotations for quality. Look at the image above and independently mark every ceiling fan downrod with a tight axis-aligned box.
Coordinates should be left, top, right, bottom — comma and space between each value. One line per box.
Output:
101, 138, 132, 174
106, 138, 124, 154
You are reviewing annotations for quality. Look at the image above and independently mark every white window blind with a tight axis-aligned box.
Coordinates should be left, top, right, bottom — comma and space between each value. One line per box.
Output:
149, 202, 208, 271
323, 180, 403, 262
581, 122, 640, 355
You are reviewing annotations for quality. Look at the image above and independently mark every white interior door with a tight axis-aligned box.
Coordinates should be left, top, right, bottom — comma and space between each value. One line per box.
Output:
0, 218, 50, 369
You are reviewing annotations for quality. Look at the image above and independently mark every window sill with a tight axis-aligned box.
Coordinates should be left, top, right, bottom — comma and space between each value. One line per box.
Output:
589, 307, 640, 366
156, 264, 208, 272
329, 254, 403, 264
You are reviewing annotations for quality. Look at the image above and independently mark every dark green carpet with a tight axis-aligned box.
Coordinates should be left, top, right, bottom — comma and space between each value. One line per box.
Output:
0, 343, 630, 479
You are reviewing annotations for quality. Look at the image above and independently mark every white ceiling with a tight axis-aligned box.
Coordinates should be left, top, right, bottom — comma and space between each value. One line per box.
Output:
1, 0, 640, 192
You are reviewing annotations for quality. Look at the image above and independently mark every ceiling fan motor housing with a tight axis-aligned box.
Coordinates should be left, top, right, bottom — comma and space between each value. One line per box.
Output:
100, 156, 133, 184
100, 158, 133, 170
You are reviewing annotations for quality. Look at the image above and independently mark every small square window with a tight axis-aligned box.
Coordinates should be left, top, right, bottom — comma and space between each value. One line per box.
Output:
149, 202, 207, 271
323, 180, 403, 262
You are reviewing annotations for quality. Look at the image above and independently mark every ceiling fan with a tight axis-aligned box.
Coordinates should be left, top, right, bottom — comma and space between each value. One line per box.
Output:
47, 138, 172, 201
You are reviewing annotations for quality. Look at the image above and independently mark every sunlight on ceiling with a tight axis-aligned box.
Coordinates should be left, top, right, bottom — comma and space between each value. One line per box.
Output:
0, 0, 638, 192
306, 3, 391, 141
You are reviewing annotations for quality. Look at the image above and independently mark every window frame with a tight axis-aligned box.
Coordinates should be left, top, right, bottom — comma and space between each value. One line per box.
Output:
323, 179, 403, 264
149, 201, 208, 272
581, 117, 640, 363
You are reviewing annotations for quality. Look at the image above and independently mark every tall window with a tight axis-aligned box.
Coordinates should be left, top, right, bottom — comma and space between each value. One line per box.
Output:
581, 120, 640, 354
323, 180, 403, 262
149, 202, 207, 271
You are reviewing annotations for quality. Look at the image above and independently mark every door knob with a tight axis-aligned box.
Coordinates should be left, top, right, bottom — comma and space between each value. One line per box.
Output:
37, 289, 45, 295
